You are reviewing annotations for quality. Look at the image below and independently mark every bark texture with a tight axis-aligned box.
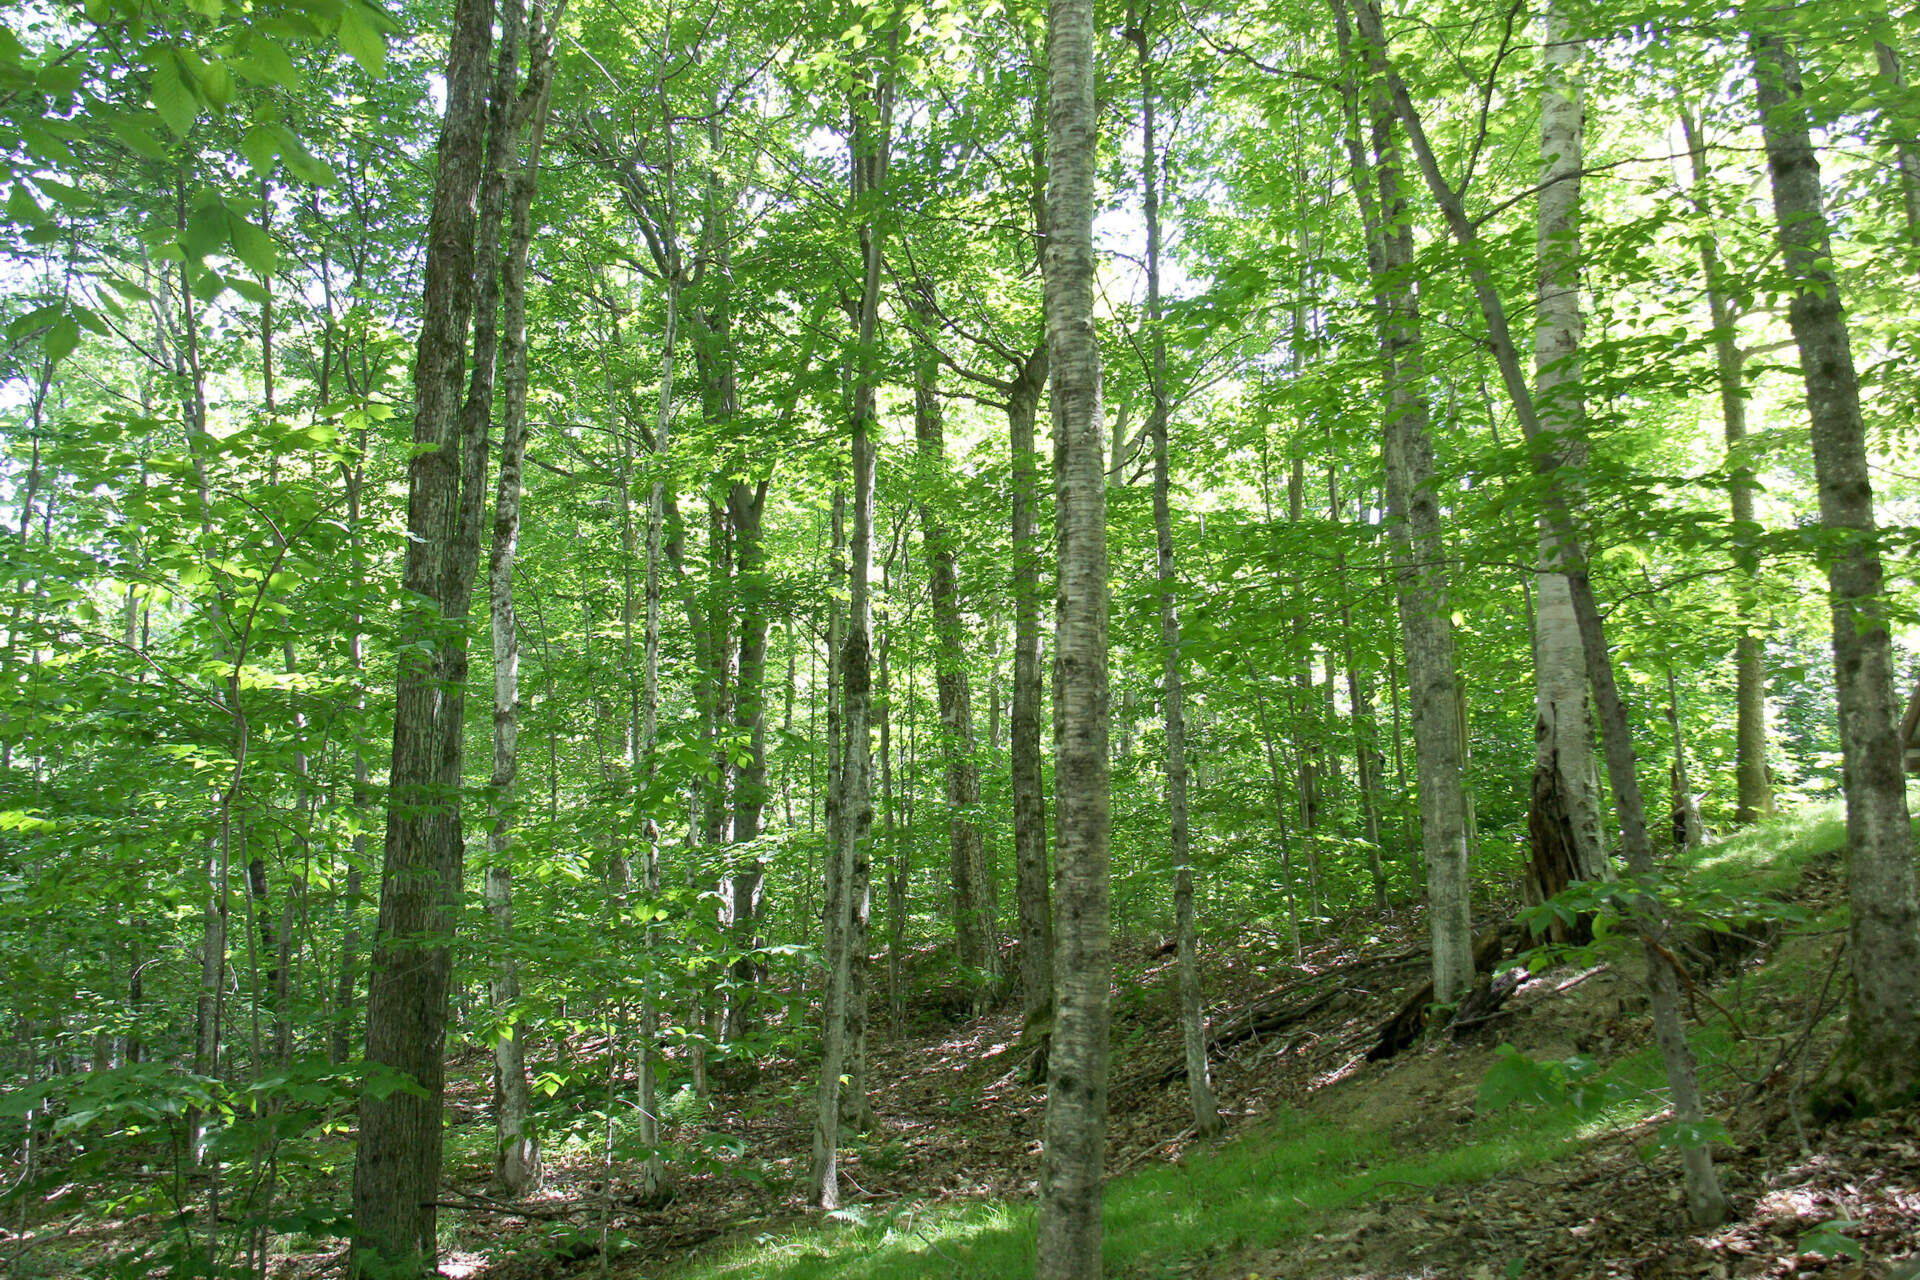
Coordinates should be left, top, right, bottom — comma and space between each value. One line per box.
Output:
1527, 4, 1607, 892
1009, 344, 1054, 1026
1753, 30, 1920, 1117
811, 56, 890, 1207
482, 0, 557, 1199
1038, 0, 1112, 1266
1336, 0, 1473, 1003
350, 0, 506, 1264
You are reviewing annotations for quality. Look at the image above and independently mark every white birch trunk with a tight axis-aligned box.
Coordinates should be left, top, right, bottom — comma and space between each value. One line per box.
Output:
1530, 3, 1606, 885
1037, 0, 1112, 1265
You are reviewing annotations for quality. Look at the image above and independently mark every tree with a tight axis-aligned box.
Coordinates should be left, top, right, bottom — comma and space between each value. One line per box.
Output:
1751, 22, 1920, 1117
1527, 0, 1607, 897
810, 14, 894, 1208
482, 0, 558, 1196
1036, 0, 1112, 1268
1128, 0, 1220, 1140
908, 280, 998, 1011
1332, 0, 1473, 1004
350, 0, 512, 1265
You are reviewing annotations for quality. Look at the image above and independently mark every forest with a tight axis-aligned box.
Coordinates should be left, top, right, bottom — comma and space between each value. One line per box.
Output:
2, 0, 1919, 1273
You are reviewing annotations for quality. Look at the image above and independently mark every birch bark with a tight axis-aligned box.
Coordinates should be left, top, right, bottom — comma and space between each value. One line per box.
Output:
1037, 0, 1112, 1264
1529, 3, 1606, 889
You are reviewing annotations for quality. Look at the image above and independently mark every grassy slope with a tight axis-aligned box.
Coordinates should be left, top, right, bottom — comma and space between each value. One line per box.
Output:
659, 803, 1872, 1280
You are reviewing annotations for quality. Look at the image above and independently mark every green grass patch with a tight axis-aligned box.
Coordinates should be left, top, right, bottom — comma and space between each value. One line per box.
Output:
1685, 800, 1848, 896
665, 1045, 1692, 1280
667, 802, 1870, 1280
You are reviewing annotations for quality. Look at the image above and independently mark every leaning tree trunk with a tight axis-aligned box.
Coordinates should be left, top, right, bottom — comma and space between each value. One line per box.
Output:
1353, 0, 1729, 1226
1752, 28, 1920, 1118
1130, 5, 1221, 1140
1528, 2, 1607, 902
1037, 0, 1112, 1267
351, 0, 512, 1266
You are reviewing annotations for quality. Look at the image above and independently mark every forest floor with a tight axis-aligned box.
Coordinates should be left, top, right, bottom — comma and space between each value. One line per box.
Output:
16, 805, 1920, 1279
422, 805, 1920, 1280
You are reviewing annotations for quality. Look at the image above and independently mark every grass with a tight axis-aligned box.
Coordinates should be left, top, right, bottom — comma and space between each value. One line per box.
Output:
665, 1047, 1687, 1280
660, 803, 1877, 1280
1685, 799, 1848, 897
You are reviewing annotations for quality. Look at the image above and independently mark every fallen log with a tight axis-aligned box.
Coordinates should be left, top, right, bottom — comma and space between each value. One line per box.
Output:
1367, 929, 1504, 1061
1143, 949, 1428, 1087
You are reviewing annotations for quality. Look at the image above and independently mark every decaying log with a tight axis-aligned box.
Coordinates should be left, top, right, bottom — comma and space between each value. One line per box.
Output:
1367, 929, 1503, 1061
1145, 948, 1427, 1086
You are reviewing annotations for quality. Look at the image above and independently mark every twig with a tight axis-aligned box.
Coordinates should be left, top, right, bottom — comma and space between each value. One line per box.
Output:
1113, 1126, 1196, 1175
1645, 938, 1752, 1040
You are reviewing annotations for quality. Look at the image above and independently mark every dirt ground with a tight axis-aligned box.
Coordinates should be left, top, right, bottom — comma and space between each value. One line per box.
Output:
22, 848, 1918, 1280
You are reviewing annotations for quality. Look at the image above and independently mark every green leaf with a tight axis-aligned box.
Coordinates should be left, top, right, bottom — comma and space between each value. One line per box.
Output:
1653, 1116, 1730, 1152
150, 50, 198, 138
1799, 1218, 1862, 1261
6, 183, 44, 226
273, 127, 337, 185
7, 303, 62, 339
44, 314, 79, 364
240, 125, 280, 177
70, 305, 109, 336
228, 277, 273, 305
183, 198, 227, 260
190, 268, 227, 302
337, 2, 386, 77
114, 118, 172, 160
197, 58, 234, 108
227, 212, 277, 277
234, 38, 300, 89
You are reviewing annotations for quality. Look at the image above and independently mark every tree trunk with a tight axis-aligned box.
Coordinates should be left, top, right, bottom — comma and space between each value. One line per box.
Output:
1037, 0, 1112, 1265
1253, 687, 1303, 959
1130, 6, 1220, 1140
1352, 0, 1729, 1224
725, 479, 771, 1038
351, 0, 517, 1265
879, 581, 907, 1029
481, 5, 555, 1198
1329, 465, 1387, 911
1752, 28, 1920, 1117
1334, 0, 1473, 1002
1667, 669, 1705, 852
1009, 343, 1053, 1027
1529, 2, 1607, 892
1874, 40, 1920, 249
1678, 105, 1774, 825
909, 280, 997, 1010
811, 50, 891, 1207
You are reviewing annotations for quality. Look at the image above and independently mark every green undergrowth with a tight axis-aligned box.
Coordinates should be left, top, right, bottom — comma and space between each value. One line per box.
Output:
669, 1049, 1678, 1280
1683, 799, 1849, 897
661, 804, 1864, 1280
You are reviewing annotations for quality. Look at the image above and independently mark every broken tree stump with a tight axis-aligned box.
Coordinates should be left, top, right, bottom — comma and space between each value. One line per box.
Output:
1367, 928, 1504, 1061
